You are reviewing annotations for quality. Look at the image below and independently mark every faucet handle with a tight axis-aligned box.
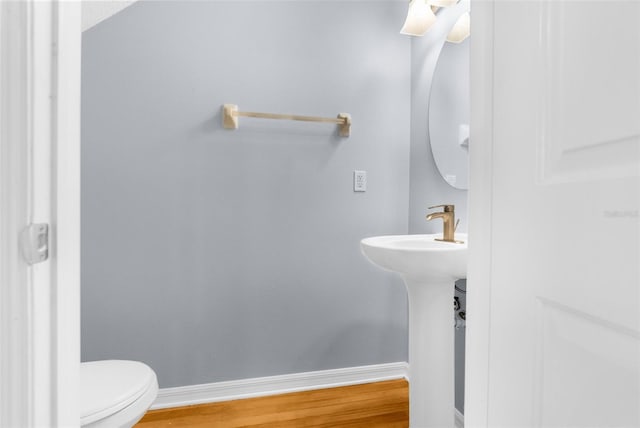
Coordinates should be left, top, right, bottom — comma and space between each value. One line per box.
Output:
428, 204, 455, 212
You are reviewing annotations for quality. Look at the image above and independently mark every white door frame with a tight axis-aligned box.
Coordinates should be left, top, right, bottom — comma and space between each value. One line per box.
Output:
465, 0, 494, 426
1, 1, 494, 426
1, 0, 553, 426
0, 1, 81, 426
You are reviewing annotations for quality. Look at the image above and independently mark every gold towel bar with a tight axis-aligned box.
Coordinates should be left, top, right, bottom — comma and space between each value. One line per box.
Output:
222, 104, 351, 137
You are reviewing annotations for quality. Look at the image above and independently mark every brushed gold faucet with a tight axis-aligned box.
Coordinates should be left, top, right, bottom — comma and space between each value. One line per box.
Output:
426, 204, 463, 243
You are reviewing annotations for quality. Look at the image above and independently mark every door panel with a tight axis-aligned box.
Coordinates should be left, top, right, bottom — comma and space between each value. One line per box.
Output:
539, 2, 640, 183
536, 300, 639, 427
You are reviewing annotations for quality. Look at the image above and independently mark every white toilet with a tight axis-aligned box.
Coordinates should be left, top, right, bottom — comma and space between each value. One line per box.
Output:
81, 360, 158, 428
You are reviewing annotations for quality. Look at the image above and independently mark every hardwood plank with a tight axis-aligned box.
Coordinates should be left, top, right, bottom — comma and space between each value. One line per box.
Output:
136, 379, 408, 428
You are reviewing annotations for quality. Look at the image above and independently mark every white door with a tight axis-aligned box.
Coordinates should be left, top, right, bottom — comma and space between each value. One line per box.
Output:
467, 1, 640, 427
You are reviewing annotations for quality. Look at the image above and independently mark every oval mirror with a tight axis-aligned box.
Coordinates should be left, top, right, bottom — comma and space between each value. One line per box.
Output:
428, 31, 469, 189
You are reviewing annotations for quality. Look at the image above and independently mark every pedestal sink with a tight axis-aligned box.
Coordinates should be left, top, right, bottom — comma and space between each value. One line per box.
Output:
360, 234, 467, 428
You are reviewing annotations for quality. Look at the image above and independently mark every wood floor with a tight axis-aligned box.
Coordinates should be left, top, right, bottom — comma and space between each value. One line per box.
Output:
136, 379, 409, 427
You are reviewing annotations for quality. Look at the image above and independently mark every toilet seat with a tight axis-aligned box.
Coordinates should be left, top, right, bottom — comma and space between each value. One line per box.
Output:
81, 360, 158, 428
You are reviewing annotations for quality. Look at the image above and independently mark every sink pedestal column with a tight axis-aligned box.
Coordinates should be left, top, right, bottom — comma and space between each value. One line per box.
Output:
405, 277, 454, 428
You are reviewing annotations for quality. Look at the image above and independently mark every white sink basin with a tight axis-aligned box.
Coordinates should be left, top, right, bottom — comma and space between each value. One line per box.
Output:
360, 233, 468, 428
360, 234, 467, 280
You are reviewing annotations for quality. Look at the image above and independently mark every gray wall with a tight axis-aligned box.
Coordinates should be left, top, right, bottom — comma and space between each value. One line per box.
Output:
407, 2, 469, 413
81, 1, 411, 389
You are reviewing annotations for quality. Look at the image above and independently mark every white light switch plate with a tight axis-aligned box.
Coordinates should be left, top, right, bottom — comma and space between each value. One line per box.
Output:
354, 170, 366, 192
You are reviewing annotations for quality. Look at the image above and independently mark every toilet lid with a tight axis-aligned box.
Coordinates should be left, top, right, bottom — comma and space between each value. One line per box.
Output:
81, 360, 157, 425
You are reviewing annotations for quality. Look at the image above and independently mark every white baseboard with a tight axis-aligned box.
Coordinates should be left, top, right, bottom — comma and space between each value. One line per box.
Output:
151, 361, 409, 410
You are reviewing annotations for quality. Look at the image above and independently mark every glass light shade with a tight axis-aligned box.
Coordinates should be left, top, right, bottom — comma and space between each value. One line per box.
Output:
400, 0, 437, 36
428, 0, 458, 7
446, 11, 470, 43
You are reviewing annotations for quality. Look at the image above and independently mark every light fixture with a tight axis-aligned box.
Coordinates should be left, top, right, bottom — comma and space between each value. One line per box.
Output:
428, 0, 457, 7
446, 11, 470, 43
400, 0, 437, 37
401, 0, 470, 41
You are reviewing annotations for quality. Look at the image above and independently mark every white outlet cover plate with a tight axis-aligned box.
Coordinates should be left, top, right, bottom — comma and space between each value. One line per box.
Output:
354, 170, 367, 192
